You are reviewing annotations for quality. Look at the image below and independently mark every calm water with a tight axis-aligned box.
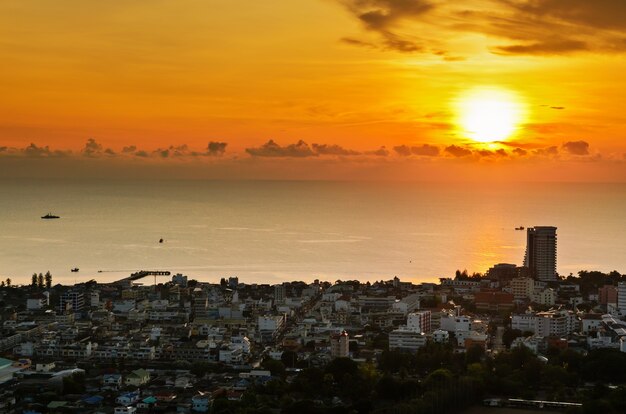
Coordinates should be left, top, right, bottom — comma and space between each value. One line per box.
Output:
0, 179, 624, 285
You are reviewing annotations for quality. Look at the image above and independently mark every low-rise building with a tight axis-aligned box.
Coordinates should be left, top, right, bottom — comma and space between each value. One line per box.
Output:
389, 328, 427, 352
124, 369, 150, 387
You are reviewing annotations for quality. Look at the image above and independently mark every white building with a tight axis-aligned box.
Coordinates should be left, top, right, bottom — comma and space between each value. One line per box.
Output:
330, 331, 349, 358
512, 309, 578, 337
258, 315, 285, 341
532, 288, 556, 306
440, 314, 471, 333
407, 311, 431, 333
274, 284, 286, 304
389, 328, 427, 351
27, 295, 48, 310
90, 292, 100, 307
114, 407, 137, 414
511, 336, 543, 353
431, 329, 450, 344
510, 277, 534, 299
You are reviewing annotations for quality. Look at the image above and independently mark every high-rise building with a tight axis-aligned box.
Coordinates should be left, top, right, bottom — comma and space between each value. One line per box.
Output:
330, 331, 349, 358
524, 226, 557, 281
59, 291, 84, 314
407, 311, 432, 333
193, 289, 209, 318
617, 282, 626, 314
599, 285, 618, 306
274, 284, 286, 304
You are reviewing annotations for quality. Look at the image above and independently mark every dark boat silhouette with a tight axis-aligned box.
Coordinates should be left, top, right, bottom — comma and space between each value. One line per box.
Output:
159, 238, 164, 243
71, 268, 79, 272
41, 213, 60, 219
515, 226, 525, 230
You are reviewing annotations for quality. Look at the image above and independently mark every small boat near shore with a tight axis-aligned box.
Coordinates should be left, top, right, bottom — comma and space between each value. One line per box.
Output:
41, 213, 60, 219
515, 226, 525, 230
71, 268, 79, 272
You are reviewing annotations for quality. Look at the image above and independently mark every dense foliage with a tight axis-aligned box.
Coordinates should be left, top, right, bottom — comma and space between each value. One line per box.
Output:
208, 343, 626, 414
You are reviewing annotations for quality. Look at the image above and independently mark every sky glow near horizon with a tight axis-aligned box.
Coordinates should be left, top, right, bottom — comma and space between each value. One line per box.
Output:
0, 0, 625, 181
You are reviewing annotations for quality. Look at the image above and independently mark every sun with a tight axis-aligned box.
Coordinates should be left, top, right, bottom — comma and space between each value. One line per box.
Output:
455, 87, 526, 143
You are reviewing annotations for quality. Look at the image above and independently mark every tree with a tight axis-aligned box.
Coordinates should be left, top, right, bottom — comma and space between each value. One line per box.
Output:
62, 372, 85, 394
37, 273, 44, 289
281, 350, 298, 368
5, 278, 10, 287
261, 358, 286, 378
44, 271, 52, 289
31, 273, 38, 288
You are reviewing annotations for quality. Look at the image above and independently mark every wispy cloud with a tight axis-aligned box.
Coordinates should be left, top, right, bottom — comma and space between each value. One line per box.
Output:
337, 0, 626, 56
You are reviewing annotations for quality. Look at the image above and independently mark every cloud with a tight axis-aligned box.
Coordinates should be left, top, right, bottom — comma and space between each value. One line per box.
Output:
122, 145, 137, 153
245, 140, 316, 158
493, 39, 588, 55
394, 145, 412, 156
394, 144, 440, 156
152, 144, 191, 158
82, 138, 115, 157
512, 0, 626, 31
366, 146, 390, 156
513, 148, 528, 156
412, 143, 440, 156
23, 143, 70, 157
562, 140, 590, 155
339, 0, 433, 53
312, 143, 360, 156
476, 148, 508, 157
445, 145, 472, 157
207, 141, 227, 156
338, 0, 626, 56
345, 0, 434, 31
340, 37, 377, 49
82, 138, 103, 157
533, 146, 559, 157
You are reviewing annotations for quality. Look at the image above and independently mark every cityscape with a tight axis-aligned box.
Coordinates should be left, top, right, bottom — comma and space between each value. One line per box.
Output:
0, 226, 625, 413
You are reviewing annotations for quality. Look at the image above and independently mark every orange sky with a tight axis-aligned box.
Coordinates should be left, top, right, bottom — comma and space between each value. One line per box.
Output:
1, 0, 625, 180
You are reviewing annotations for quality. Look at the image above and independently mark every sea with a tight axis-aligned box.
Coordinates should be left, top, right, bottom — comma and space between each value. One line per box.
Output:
0, 179, 624, 286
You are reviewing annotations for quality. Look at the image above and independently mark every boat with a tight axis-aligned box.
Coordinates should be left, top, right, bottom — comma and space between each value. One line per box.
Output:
71, 268, 79, 272
159, 238, 164, 243
515, 226, 525, 230
41, 213, 60, 219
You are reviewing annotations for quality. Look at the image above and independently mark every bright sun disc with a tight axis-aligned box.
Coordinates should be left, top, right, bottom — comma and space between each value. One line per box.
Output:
456, 88, 525, 143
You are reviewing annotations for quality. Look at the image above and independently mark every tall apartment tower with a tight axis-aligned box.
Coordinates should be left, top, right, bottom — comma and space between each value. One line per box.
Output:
617, 282, 626, 314
524, 226, 557, 282
274, 284, 286, 304
59, 291, 85, 314
407, 311, 432, 334
330, 331, 349, 358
